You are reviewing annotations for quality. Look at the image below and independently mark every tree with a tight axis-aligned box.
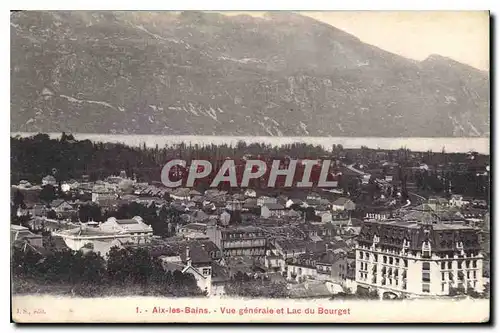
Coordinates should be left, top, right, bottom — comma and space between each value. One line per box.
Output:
13, 190, 26, 210
39, 185, 56, 204
46, 210, 58, 219
78, 204, 102, 222
106, 246, 134, 284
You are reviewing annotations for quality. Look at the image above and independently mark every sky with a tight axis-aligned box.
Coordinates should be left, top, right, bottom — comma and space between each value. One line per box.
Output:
223, 11, 489, 71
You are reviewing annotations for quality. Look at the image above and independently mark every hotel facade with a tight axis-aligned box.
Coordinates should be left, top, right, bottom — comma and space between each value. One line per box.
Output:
355, 219, 484, 298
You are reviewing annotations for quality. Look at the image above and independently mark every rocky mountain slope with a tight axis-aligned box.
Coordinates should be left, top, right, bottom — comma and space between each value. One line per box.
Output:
10, 11, 490, 137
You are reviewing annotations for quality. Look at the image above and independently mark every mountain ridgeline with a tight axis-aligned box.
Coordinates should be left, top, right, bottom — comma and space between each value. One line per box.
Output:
11, 11, 490, 137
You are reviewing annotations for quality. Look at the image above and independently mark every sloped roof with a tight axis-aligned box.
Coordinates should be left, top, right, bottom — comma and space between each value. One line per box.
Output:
289, 281, 332, 298
263, 203, 285, 210
332, 197, 353, 205
127, 239, 218, 265
115, 219, 139, 225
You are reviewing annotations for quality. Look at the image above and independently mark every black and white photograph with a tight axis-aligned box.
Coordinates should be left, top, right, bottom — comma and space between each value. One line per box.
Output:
10, 9, 490, 323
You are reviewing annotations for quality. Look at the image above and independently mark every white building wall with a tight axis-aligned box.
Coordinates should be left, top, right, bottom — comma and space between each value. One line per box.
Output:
355, 244, 485, 297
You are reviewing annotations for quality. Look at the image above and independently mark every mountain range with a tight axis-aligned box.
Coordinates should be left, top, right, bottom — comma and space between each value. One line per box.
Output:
10, 11, 490, 137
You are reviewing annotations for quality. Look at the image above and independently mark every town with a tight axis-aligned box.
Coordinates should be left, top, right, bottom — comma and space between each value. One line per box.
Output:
11, 133, 490, 300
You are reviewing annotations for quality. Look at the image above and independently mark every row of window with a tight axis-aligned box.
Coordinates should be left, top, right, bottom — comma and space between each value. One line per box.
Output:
224, 232, 265, 239
441, 270, 478, 281
224, 248, 265, 256
358, 252, 408, 267
440, 260, 478, 270
437, 281, 479, 293
359, 268, 407, 279
381, 277, 406, 290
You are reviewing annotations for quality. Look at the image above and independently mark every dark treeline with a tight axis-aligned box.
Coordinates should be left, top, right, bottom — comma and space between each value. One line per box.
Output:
11, 133, 333, 185
11, 133, 489, 199
12, 245, 203, 297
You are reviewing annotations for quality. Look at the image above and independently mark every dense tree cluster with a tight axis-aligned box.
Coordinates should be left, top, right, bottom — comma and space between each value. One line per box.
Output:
11, 133, 332, 185
11, 246, 203, 297
225, 272, 289, 299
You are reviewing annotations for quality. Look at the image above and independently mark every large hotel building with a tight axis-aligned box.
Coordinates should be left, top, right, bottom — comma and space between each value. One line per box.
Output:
355, 219, 484, 298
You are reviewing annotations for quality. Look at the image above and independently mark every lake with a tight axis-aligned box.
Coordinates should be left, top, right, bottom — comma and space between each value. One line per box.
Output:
11, 132, 490, 155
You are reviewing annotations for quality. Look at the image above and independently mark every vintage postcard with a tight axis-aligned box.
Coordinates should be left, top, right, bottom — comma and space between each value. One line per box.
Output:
10, 10, 490, 323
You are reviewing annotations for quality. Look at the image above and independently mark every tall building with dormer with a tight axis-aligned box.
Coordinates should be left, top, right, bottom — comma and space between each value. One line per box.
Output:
355, 219, 484, 298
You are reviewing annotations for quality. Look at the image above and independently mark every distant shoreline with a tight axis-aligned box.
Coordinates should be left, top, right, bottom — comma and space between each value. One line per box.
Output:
11, 132, 490, 155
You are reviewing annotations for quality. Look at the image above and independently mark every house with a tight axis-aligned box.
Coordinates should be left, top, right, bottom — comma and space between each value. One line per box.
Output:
305, 198, 321, 208
273, 239, 310, 260
207, 225, 267, 257
286, 250, 348, 288
191, 195, 205, 207
50, 199, 72, 211
316, 211, 333, 223
50, 200, 77, 219
202, 201, 216, 212
98, 199, 124, 213
188, 210, 210, 223
471, 199, 488, 209
92, 192, 118, 204
160, 246, 213, 295
261, 203, 286, 218
30, 204, 48, 217
316, 224, 337, 240
287, 209, 302, 219
257, 196, 278, 207
130, 239, 222, 295
178, 223, 208, 240
232, 193, 246, 201
331, 197, 356, 211
244, 189, 257, 198
226, 200, 243, 211
17, 180, 34, 189
306, 192, 321, 200
427, 196, 449, 210
11, 225, 43, 247
449, 195, 469, 208
276, 195, 289, 205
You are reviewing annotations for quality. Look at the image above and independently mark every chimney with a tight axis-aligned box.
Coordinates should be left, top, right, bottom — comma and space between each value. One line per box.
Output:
185, 246, 192, 266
